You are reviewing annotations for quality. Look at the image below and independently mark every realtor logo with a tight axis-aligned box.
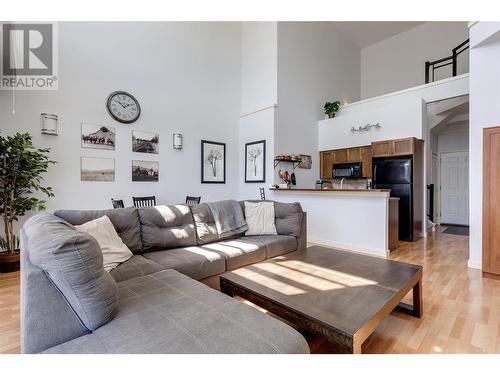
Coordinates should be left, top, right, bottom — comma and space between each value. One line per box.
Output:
1, 22, 58, 90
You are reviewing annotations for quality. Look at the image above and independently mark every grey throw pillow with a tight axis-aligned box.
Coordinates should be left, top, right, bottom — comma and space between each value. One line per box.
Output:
25, 213, 118, 331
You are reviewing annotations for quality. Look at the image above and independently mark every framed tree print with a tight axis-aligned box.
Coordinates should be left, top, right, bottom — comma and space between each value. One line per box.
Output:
201, 140, 226, 183
245, 140, 266, 183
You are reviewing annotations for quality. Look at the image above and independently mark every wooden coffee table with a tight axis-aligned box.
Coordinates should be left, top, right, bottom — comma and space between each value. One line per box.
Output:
220, 246, 422, 354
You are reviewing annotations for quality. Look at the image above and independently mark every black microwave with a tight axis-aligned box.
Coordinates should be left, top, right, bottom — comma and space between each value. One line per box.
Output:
332, 162, 362, 179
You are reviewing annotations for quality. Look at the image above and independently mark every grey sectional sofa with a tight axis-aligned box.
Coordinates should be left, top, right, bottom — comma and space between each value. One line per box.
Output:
20, 200, 309, 354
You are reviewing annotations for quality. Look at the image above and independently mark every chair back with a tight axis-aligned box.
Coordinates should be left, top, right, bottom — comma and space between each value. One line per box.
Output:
133, 196, 156, 207
185, 196, 201, 206
259, 187, 266, 201
111, 199, 124, 209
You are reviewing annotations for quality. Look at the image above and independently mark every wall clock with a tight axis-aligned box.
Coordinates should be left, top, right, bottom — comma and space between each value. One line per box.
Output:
106, 91, 141, 124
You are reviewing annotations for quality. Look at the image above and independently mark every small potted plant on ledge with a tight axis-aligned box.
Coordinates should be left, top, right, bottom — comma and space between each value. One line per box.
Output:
324, 100, 342, 119
0, 132, 55, 273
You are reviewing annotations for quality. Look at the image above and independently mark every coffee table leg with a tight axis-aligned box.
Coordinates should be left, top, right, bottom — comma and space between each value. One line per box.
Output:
352, 340, 362, 354
394, 278, 423, 318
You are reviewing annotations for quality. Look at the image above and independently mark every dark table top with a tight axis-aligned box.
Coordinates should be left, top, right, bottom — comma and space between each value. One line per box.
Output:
220, 246, 422, 335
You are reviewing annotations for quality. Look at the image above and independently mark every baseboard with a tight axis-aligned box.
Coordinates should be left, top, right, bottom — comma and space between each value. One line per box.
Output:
467, 260, 482, 270
307, 237, 387, 258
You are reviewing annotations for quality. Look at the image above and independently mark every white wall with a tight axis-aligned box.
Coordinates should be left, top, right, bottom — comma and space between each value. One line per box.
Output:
469, 22, 500, 269
361, 22, 469, 99
438, 126, 469, 153
240, 22, 277, 115
0, 22, 242, 211
238, 22, 277, 200
319, 74, 469, 151
275, 22, 361, 188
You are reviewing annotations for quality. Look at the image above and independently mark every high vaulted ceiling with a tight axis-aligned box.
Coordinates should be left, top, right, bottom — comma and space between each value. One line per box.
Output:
427, 95, 469, 134
333, 22, 425, 48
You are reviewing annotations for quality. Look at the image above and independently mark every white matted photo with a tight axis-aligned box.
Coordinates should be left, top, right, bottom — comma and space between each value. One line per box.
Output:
201, 140, 225, 183
81, 123, 115, 150
245, 140, 266, 183
132, 160, 159, 182
81, 157, 115, 181
132, 130, 159, 154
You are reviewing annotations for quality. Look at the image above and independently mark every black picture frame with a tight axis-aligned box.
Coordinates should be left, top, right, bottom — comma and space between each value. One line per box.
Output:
201, 140, 226, 184
245, 140, 266, 183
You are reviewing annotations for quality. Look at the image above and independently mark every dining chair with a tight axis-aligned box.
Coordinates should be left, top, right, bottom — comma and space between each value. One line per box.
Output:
111, 198, 125, 209
185, 196, 201, 206
259, 187, 266, 201
133, 196, 156, 207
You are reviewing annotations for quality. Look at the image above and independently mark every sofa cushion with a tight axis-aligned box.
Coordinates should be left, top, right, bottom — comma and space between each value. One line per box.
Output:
109, 255, 164, 283
137, 205, 197, 252
143, 247, 225, 280
75, 215, 133, 272
54, 208, 142, 254
190, 203, 220, 244
244, 201, 277, 236
240, 235, 297, 258
24, 213, 117, 331
42, 270, 310, 354
200, 238, 266, 271
239, 201, 304, 237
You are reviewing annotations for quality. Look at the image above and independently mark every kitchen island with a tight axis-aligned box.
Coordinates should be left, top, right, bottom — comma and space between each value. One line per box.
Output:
269, 188, 398, 257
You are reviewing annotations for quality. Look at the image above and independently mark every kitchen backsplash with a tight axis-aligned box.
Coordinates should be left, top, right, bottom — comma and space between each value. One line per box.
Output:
330, 179, 369, 189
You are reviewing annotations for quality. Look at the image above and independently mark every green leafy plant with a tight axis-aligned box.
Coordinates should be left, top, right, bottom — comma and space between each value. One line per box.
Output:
324, 100, 342, 116
0, 132, 55, 254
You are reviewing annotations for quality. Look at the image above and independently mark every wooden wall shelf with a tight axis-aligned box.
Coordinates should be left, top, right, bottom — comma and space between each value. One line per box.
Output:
274, 158, 301, 170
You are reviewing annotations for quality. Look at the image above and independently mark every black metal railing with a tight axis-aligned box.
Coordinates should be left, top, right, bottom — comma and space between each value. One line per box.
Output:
425, 39, 469, 84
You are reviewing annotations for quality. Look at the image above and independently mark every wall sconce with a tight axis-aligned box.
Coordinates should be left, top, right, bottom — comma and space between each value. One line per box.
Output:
173, 133, 183, 149
40, 113, 59, 135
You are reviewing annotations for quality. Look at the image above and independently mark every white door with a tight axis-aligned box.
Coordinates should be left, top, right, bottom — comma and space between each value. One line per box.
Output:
440, 151, 469, 225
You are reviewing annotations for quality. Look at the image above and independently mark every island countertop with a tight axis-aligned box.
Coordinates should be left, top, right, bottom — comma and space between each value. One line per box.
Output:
267, 187, 396, 257
269, 187, 390, 192
269, 187, 391, 197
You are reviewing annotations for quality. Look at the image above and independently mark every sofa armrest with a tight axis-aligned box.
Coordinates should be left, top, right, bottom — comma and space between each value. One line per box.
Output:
296, 212, 307, 251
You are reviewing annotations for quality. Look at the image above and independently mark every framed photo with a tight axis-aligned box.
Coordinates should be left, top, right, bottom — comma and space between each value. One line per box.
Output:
132, 130, 159, 154
81, 157, 115, 181
81, 123, 115, 150
132, 160, 159, 182
299, 154, 312, 169
245, 140, 266, 183
201, 140, 226, 183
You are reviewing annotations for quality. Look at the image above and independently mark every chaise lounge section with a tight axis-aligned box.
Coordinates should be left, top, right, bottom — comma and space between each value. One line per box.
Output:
20, 200, 309, 354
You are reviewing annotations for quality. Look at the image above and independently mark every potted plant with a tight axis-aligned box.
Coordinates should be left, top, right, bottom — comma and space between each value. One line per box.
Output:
324, 100, 342, 118
0, 132, 55, 272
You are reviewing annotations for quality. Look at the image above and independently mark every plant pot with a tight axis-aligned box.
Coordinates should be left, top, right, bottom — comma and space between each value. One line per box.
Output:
328, 112, 336, 119
0, 251, 20, 273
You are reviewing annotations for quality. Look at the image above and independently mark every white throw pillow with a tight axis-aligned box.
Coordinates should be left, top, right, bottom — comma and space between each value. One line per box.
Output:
75, 215, 133, 272
244, 201, 277, 236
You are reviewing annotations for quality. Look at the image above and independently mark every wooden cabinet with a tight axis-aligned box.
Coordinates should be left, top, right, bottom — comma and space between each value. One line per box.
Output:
371, 140, 393, 157
319, 151, 334, 179
361, 146, 372, 178
333, 149, 347, 164
320, 146, 371, 179
347, 148, 362, 163
393, 138, 415, 155
388, 198, 399, 251
320, 138, 422, 182
372, 137, 418, 158
483, 127, 500, 276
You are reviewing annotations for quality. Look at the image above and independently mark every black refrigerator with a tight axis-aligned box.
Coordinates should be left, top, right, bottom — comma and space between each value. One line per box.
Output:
372, 158, 413, 241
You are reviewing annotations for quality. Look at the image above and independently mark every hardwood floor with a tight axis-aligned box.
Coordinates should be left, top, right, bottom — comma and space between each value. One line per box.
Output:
0, 271, 20, 354
0, 227, 498, 354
